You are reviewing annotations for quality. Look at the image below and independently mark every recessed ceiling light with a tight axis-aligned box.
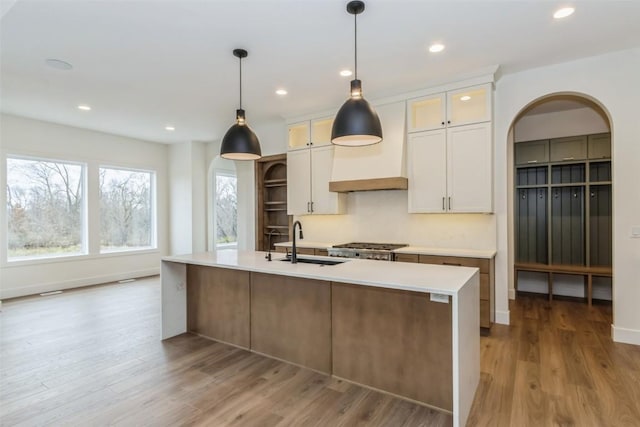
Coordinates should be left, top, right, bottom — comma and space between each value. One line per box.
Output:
428, 43, 445, 53
553, 7, 575, 19
275, 89, 288, 96
460, 95, 471, 102
77, 105, 91, 111
165, 126, 175, 131
340, 69, 353, 77
45, 58, 73, 70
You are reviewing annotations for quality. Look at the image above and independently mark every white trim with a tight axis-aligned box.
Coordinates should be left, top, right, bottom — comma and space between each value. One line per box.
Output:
612, 325, 640, 346
0, 268, 159, 299
495, 309, 511, 325
509, 288, 516, 300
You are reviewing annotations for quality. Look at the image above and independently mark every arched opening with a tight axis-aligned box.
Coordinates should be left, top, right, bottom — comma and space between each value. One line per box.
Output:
507, 93, 613, 307
209, 155, 238, 250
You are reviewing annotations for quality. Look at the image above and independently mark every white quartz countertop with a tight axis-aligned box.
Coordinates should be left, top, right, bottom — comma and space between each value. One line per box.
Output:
394, 246, 497, 259
273, 241, 333, 249
163, 250, 478, 296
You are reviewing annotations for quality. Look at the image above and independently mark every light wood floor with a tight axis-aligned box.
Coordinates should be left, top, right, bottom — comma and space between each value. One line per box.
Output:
1, 277, 639, 426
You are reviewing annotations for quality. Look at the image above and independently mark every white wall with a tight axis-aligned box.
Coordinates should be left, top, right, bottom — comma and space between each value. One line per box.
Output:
494, 48, 640, 345
514, 107, 610, 142
0, 114, 169, 298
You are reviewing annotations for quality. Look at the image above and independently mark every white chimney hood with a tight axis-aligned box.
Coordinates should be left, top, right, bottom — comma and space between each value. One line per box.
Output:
329, 100, 407, 192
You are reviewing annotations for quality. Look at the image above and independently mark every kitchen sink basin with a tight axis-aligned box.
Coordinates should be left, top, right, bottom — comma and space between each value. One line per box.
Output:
280, 257, 346, 266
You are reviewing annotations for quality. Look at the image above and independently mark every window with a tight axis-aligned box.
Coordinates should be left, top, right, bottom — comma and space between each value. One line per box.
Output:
214, 172, 237, 248
6, 157, 86, 260
99, 167, 155, 253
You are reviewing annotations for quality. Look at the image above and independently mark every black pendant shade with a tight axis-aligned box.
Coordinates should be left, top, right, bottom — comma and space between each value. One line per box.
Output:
331, 1, 382, 147
220, 49, 262, 160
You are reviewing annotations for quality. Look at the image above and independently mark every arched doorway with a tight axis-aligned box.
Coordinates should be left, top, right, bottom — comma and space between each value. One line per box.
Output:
508, 93, 613, 305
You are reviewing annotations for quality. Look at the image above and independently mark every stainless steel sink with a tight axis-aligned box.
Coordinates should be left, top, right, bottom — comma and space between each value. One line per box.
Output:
280, 257, 346, 266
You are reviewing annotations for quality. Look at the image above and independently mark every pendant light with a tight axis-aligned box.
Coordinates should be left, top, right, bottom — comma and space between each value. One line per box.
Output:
331, 1, 382, 147
220, 49, 262, 160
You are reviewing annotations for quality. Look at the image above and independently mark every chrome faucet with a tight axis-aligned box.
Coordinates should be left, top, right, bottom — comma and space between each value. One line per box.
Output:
291, 220, 304, 264
265, 229, 281, 261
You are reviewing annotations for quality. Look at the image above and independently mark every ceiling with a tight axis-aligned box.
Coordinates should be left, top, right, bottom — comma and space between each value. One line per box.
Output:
2, 1, 640, 145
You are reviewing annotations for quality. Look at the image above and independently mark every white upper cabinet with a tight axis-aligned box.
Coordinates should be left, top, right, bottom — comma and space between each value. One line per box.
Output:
407, 129, 447, 212
288, 116, 334, 150
407, 83, 492, 133
287, 145, 346, 215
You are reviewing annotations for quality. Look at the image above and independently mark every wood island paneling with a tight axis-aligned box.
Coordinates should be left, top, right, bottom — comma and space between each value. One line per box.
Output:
186, 265, 250, 348
331, 282, 454, 412
250, 272, 332, 373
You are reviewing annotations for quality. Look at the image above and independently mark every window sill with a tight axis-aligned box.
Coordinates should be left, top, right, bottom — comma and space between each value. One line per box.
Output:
2, 248, 160, 268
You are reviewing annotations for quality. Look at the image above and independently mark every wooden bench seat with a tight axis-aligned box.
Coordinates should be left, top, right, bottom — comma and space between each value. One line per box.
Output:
514, 263, 612, 306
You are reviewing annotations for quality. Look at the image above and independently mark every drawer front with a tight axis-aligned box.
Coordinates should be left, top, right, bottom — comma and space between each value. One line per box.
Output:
275, 247, 288, 254
419, 255, 489, 273
480, 300, 490, 329
480, 273, 490, 300
395, 253, 419, 263
297, 248, 316, 256
315, 249, 328, 256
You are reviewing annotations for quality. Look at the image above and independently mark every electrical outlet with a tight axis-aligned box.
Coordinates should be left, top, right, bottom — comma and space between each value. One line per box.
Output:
631, 226, 640, 238
430, 293, 450, 304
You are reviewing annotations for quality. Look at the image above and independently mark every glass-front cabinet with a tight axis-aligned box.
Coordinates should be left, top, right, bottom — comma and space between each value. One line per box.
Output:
288, 116, 334, 150
407, 83, 491, 133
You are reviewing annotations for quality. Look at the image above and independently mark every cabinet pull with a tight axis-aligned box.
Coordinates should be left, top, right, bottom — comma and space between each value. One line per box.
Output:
563, 157, 574, 161
527, 160, 538, 164
442, 197, 445, 211
441, 121, 445, 126
307, 201, 311, 212
310, 201, 314, 213
443, 262, 462, 266
448, 197, 451, 210
447, 120, 451, 124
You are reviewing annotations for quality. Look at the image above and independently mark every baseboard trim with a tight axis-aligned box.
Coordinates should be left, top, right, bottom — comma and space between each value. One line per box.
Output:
495, 309, 510, 325
0, 268, 160, 299
612, 325, 640, 346
508, 288, 516, 300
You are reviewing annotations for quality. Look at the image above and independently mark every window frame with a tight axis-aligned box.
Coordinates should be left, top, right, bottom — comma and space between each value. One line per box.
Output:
213, 169, 238, 250
98, 165, 157, 254
5, 154, 88, 263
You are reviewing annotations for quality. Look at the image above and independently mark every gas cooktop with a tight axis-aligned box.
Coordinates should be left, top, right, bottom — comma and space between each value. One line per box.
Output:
332, 242, 408, 251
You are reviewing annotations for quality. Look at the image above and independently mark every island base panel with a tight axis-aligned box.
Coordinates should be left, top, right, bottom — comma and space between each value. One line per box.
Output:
250, 272, 332, 374
186, 265, 250, 349
332, 282, 453, 411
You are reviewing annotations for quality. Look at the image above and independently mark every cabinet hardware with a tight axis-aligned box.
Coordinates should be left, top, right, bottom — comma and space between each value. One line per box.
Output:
527, 160, 538, 164
310, 142, 313, 145
442, 197, 445, 210
448, 197, 451, 210
443, 262, 462, 266
307, 201, 311, 212
310, 201, 314, 213
447, 120, 451, 124
563, 157, 574, 161
441, 121, 445, 126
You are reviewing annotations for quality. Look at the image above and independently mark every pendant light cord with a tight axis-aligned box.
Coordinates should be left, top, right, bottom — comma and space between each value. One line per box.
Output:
354, 12, 358, 79
239, 56, 243, 109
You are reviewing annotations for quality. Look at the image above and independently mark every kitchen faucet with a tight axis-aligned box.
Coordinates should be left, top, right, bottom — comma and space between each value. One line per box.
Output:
265, 229, 280, 261
291, 220, 304, 264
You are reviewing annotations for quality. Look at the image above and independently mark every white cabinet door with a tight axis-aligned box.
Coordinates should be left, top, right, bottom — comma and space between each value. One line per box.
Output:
447, 122, 493, 213
407, 93, 446, 133
310, 117, 334, 147
446, 84, 491, 127
287, 149, 311, 215
310, 146, 344, 214
288, 121, 310, 151
407, 130, 447, 213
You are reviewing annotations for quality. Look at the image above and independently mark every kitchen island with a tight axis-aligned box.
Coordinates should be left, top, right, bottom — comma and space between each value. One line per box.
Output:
162, 250, 479, 427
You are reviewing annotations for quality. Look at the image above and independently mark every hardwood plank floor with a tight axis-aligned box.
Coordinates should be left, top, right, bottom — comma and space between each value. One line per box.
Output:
1, 277, 639, 426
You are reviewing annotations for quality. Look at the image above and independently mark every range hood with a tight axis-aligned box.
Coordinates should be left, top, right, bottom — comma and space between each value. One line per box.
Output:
329, 100, 407, 193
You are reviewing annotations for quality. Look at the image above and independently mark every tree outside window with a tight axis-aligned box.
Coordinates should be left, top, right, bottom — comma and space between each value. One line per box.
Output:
215, 172, 237, 248
99, 167, 154, 252
6, 157, 85, 260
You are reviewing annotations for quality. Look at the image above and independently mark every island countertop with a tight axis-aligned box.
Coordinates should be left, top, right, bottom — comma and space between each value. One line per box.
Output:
163, 250, 478, 296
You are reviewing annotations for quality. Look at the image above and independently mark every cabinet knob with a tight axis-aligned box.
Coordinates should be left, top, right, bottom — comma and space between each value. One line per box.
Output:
441, 121, 445, 126
447, 120, 451, 124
